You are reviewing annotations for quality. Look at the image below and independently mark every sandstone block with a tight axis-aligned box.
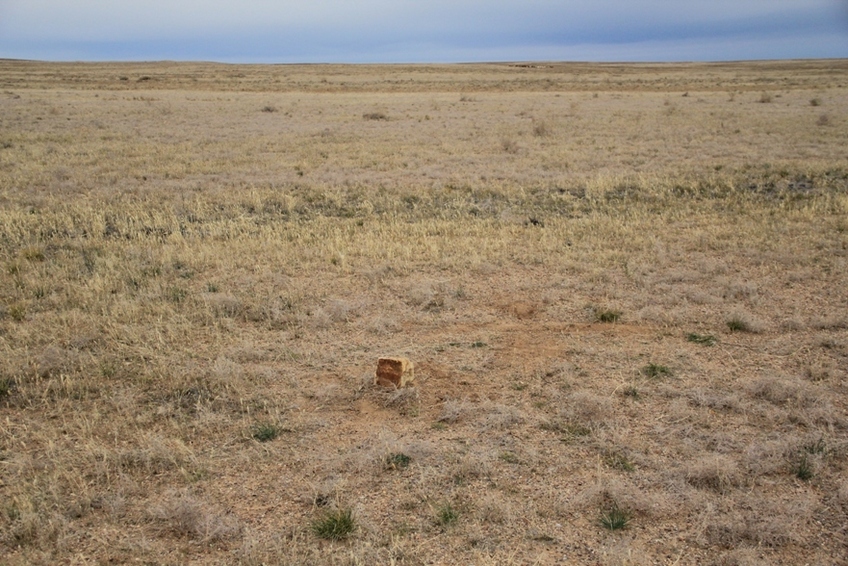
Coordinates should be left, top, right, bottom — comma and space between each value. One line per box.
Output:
375, 357, 414, 388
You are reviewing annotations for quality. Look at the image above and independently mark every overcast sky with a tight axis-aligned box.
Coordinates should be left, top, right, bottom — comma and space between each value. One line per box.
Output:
1, 1, 847, 63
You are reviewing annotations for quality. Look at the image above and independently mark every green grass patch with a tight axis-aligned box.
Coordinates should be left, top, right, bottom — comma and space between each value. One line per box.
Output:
726, 316, 750, 333
793, 454, 813, 481
436, 503, 459, 527
641, 363, 672, 379
251, 422, 280, 442
599, 502, 630, 531
686, 333, 716, 346
594, 308, 622, 323
604, 452, 635, 472
0, 377, 13, 399
385, 452, 412, 470
312, 508, 356, 540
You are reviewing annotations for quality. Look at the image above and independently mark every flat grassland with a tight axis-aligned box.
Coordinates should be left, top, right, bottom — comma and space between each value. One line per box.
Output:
1, 59, 847, 565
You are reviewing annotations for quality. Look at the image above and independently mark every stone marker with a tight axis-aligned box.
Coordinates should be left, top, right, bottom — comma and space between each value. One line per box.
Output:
375, 357, 414, 388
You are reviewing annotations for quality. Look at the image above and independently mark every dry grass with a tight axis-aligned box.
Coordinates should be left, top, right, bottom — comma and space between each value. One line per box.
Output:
1, 59, 847, 565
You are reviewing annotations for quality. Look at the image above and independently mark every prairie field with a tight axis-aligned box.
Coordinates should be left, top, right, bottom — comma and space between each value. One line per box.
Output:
1, 59, 848, 565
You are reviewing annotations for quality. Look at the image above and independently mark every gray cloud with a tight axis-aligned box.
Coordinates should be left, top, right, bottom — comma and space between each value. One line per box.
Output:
1, 0, 846, 61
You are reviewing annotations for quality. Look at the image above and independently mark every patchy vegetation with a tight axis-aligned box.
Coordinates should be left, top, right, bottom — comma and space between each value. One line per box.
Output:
1, 59, 847, 565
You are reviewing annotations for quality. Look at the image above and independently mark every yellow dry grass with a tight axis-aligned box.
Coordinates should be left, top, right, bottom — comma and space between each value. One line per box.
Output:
1, 59, 847, 565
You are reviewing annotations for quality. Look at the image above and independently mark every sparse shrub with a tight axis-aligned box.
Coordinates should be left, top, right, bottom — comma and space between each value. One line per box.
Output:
748, 376, 816, 407
687, 333, 716, 346
311, 507, 355, 540
8, 302, 26, 322
363, 112, 388, 121
251, 423, 280, 442
205, 293, 242, 318
261, 105, 277, 113
641, 363, 672, 379
479, 402, 525, 430
99, 360, 117, 378
385, 452, 411, 470
167, 286, 188, 304
758, 92, 772, 103
21, 246, 45, 261
817, 113, 829, 126
540, 420, 592, 440
438, 399, 469, 424
382, 387, 420, 416
599, 501, 630, 531
810, 98, 821, 106
36, 345, 71, 378
594, 308, 622, 323
532, 119, 550, 137
150, 492, 240, 541
686, 455, 741, 493
563, 391, 612, 430
501, 138, 519, 154
406, 279, 449, 310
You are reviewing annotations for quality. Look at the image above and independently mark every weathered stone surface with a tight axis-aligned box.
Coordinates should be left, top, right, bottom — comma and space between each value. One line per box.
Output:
375, 357, 414, 388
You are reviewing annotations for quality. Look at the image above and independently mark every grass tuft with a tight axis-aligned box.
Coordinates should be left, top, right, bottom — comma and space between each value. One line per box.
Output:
594, 308, 622, 323
312, 508, 356, 540
385, 452, 412, 470
726, 316, 751, 333
599, 501, 630, 531
622, 386, 640, 399
0, 377, 13, 398
436, 502, 459, 527
251, 423, 280, 442
604, 452, 635, 472
641, 363, 672, 379
687, 333, 716, 346
793, 454, 813, 481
